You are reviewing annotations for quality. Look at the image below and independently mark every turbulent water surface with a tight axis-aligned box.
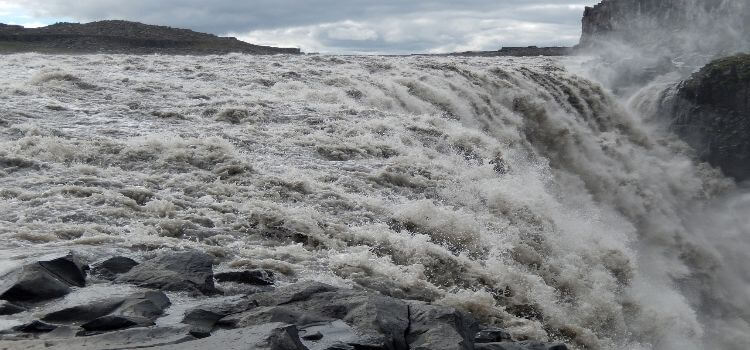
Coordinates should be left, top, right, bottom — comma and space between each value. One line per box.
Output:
0, 53, 748, 349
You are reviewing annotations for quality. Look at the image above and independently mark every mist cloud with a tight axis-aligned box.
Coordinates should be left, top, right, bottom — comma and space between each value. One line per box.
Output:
4, 0, 599, 53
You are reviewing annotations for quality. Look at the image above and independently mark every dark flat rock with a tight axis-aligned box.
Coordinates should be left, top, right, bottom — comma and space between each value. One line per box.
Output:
38, 254, 88, 287
476, 327, 512, 343
475, 341, 568, 350
406, 302, 479, 350
91, 256, 139, 280
215, 269, 274, 285
225, 281, 409, 350
42, 298, 125, 323
115, 251, 216, 295
41, 290, 170, 328
0, 253, 88, 303
81, 315, 155, 332
0, 301, 26, 315
12, 320, 57, 333
1, 264, 72, 302
0, 325, 195, 350
140, 323, 307, 350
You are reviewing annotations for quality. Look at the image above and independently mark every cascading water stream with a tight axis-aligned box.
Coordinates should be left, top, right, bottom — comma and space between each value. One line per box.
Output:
0, 53, 747, 349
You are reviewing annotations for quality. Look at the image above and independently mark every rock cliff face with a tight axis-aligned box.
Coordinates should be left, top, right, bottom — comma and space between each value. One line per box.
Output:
663, 54, 750, 181
0, 20, 301, 55
579, 0, 749, 57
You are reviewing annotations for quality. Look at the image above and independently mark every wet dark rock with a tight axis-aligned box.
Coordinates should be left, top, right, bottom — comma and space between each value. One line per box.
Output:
115, 251, 217, 295
302, 331, 324, 341
139, 323, 307, 350
183, 308, 225, 338
91, 256, 139, 280
81, 315, 155, 332
12, 321, 57, 333
406, 302, 479, 350
0, 301, 26, 315
476, 327, 513, 343
662, 53, 750, 181
297, 320, 366, 349
0, 264, 71, 302
0, 277, 570, 350
0, 253, 88, 303
181, 297, 257, 338
42, 298, 125, 323
117, 291, 171, 319
215, 269, 275, 286
323, 344, 355, 350
38, 253, 88, 287
474, 341, 568, 350
254, 281, 339, 306
225, 282, 410, 349
0, 325, 195, 350
41, 290, 170, 327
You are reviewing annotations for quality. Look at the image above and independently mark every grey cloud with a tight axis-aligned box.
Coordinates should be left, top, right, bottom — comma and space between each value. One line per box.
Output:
17, 0, 600, 53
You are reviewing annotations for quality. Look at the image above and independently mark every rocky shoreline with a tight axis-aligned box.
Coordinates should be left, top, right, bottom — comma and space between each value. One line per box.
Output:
0, 251, 567, 350
0, 21, 301, 55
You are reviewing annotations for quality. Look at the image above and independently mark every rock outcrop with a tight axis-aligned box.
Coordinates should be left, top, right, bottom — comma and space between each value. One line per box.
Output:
661, 54, 750, 181
0, 253, 88, 303
0, 20, 301, 55
579, 0, 749, 56
115, 251, 218, 295
0, 250, 569, 350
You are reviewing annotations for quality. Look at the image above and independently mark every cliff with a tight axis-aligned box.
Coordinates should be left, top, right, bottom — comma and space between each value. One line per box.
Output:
0, 20, 301, 55
664, 54, 750, 181
578, 0, 749, 57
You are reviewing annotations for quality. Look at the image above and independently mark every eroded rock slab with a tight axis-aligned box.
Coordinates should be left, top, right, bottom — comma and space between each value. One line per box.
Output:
115, 251, 216, 295
0, 253, 88, 303
141, 323, 307, 350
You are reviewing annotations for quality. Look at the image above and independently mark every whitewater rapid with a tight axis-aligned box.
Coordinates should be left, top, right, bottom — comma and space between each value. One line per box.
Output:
0, 53, 747, 349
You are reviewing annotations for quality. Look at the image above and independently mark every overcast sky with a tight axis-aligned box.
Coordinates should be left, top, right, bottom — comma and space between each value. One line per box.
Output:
0, 0, 600, 54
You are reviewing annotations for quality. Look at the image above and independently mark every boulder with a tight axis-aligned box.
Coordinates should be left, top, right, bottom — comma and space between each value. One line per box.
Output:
12, 320, 57, 333
42, 298, 125, 323
475, 341, 568, 350
0, 253, 88, 303
183, 308, 225, 338
664, 53, 750, 181
215, 269, 275, 285
41, 290, 170, 329
140, 323, 308, 350
297, 320, 363, 350
81, 315, 155, 332
0, 301, 26, 315
116, 291, 171, 319
0, 325, 194, 350
91, 256, 139, 280
38, 254, 88, 287
475, 328, 512, 343
225, 282, 410, 349
115, 251, 216, 295
180, 296, 257, 337
406, 302, 479, 350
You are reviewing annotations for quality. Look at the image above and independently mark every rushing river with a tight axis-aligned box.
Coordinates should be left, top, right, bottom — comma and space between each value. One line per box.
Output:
0, 53, 747, 349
